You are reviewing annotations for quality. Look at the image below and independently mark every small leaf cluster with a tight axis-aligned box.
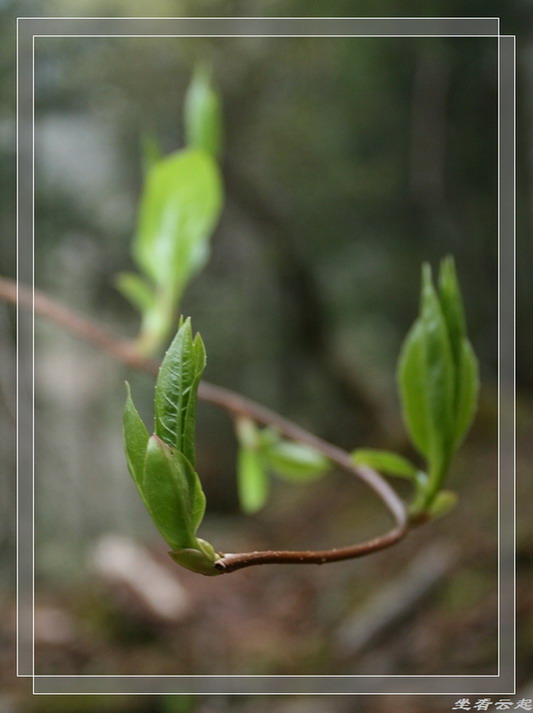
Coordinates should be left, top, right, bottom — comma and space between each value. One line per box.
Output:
121, 259, 478, 576
119, 68, 480, 575
117, 66, 223, 356
236, 418, 331, 514
123, 318, 221, 575
353, 257, 479, 517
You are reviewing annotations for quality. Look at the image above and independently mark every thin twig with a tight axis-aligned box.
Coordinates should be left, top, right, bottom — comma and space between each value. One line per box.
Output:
214, 523, 407, 573
1, 277, 157, 374
1, 275, 410, 571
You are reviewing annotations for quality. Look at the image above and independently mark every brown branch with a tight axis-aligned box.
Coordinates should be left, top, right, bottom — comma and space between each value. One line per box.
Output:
214, 524, 407, 574
1, 277, 158, 375
1, 276, 410, 571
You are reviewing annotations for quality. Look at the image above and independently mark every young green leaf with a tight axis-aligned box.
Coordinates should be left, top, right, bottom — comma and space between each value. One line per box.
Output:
169, 540, 221, 576
258, 427, 281, 450
173, 447, 207, 535
237, 445, 270, 514
419, 264, 455, 466
133, 148, 223, 292
123, 320, 213, 572
397, 320, 432, 458
184, 63, 222, 159
438, 256, 466, 366
154, 318, 206, 465
235, 418, 269, 514
452, 338, 479, 449
397, 264, 455, 473
398, 258, 479, 516
142, 435, 198, 550
437, 257, 480, 451
141, 131, 163, 174
116, 273, 156, 313
182, 334, 207, 467
351, 449, 418, 480
265, 440, 330, 482
236, 417, 261, 450
123, 382, 150, 498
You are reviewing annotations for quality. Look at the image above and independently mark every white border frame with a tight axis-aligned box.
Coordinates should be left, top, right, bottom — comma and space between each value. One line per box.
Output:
15, 15, 515, 698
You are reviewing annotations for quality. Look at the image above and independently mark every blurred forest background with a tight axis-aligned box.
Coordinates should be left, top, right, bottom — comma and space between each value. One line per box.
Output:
0, 1, 531, 712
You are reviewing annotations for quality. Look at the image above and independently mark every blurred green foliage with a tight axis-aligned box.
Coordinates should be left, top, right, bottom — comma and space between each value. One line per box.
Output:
26, 25, 501, 442
397, 258, 478, 511
117, 68, 223, 355
236, 417, 331, 513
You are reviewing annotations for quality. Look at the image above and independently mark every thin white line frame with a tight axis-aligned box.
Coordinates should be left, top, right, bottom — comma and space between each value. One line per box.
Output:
15, 14, 515, 697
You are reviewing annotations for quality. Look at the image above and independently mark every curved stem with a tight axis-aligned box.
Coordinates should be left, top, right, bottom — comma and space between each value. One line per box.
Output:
214, 524, 407, 573
1, 276, 410, 569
